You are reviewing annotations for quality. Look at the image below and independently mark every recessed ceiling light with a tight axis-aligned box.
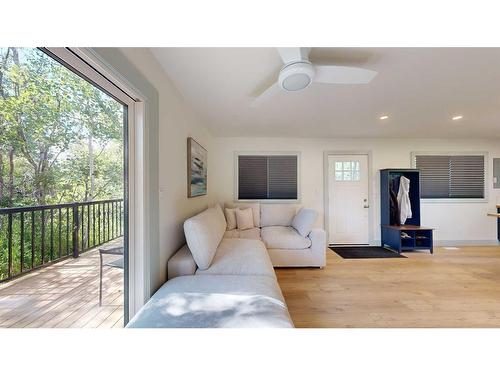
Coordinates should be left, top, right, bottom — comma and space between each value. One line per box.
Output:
452, 115, 463, 120
379, 115, 389, 120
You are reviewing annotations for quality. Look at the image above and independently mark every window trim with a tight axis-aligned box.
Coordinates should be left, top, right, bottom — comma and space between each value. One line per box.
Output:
411, 151, 489, 203
234, 151, 301, 203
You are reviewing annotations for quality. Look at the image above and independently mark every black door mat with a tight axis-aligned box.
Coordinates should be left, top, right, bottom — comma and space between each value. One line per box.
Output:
330, 246, 407, 259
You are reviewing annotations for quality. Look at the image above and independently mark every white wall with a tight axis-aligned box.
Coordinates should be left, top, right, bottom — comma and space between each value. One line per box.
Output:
95, 48, 214, 292
211, 137, 500, 245
122, 49, 216, 289
88, 48, 500, 292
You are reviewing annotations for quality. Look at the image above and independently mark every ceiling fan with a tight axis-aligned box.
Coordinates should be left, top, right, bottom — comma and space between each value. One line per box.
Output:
251, 47, 378, 107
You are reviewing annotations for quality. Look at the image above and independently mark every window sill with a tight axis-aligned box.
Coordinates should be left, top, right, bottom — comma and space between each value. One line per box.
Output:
237, 199, 301, 204
421, 198, 488, 204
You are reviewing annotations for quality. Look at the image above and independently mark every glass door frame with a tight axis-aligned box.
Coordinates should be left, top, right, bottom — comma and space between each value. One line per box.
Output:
43, 47, 150, 324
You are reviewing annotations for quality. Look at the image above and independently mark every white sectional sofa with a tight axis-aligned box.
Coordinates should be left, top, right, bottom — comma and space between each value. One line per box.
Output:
224, 202, 326, 267
127, 203, 325, 328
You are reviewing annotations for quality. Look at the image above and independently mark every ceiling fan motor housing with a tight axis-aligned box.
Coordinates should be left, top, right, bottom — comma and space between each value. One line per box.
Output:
279, 61, 315, 91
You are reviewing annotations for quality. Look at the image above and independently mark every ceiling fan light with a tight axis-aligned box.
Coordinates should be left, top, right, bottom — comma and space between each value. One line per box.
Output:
278, 61, 315, 92
282, 74, 311, 91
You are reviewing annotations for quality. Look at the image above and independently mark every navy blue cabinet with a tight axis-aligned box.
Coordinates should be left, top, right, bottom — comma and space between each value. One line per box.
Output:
380, 169, 434, 254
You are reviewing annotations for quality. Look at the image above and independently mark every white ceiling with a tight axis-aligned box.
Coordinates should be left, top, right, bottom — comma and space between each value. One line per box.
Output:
151, 48, 500, 138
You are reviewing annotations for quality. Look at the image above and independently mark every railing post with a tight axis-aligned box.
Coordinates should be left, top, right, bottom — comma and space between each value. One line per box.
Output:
7, 213, 13, 279
72, 203, 79, 258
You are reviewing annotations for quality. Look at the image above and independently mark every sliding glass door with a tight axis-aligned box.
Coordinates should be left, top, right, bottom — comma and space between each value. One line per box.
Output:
0, 47, 132, 327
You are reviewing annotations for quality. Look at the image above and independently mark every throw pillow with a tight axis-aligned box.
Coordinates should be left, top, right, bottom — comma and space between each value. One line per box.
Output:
224, 208, 239, 230
236, 208, 254, 230
291, 208, 318, 237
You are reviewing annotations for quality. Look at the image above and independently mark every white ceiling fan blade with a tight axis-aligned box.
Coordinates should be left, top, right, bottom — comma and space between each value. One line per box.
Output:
251, 82, 281, 107
277, 48, 311, 64
314, 65, 378, 84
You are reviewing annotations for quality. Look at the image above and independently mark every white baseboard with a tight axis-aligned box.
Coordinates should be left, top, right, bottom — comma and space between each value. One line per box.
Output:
372, 239, 499, 247
434, 240, 499, 247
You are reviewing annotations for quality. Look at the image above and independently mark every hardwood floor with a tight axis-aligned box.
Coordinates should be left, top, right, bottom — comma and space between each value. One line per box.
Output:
276, 246, 500, 328
3, 243, 499, 328
0, 243, 124, 328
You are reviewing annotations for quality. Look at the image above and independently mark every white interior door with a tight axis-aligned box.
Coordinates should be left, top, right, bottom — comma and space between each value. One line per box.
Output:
328, 154, 370, 245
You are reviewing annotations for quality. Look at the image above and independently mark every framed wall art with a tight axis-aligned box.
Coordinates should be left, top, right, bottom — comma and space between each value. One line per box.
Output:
187, 137, 207, 197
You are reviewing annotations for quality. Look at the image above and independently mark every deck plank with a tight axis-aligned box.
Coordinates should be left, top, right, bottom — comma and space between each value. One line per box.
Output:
0, 241, 124, 328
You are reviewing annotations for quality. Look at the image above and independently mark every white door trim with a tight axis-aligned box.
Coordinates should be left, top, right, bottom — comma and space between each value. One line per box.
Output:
43, 47, 150, 322
323, 150, 374, 246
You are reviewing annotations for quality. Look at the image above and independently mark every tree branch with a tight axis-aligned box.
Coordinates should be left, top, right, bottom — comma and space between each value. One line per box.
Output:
16, 128, 37, 168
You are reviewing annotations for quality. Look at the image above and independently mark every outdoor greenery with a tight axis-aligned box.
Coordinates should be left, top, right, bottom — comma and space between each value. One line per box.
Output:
0, 48, 124, 280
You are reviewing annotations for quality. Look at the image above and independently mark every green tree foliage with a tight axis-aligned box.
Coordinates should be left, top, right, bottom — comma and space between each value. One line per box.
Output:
0, 47, 123, 207
0, 48, 124, 281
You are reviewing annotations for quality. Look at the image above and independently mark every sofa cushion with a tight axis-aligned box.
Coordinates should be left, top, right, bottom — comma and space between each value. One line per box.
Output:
126, 275, 293, 328
260, 204, 299, 227
239, 227, 261, 240
224, 228, 261, 240
183, 205, 226, 270
224, 229, 240, 239
236, 208, 254, 230
224, 208, 238, 230
291, 208, 318, 237
261, 226, 312, 250
225, 202, 260, 227
196, 238, 275, 278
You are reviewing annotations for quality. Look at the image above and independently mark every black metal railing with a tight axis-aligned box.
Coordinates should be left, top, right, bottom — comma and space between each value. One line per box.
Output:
0, 198, 124, 283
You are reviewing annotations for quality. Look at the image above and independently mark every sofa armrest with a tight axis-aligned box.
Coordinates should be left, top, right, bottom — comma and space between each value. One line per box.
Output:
167, 244, 197, 280
308, 228, 326, 267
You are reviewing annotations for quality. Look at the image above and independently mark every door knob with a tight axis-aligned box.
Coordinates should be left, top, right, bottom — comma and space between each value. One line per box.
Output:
363, 198, 369, 208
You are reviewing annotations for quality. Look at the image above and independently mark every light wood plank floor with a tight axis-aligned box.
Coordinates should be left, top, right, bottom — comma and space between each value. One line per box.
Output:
276, 246, 500, 328
0, 243, 124, 328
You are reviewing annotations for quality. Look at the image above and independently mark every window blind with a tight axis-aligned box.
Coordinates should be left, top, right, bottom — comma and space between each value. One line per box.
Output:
416, 155, 450, 198
415, 154, 485, 199
268, 156, 298, 199
238, 156, 268, 199
449, 155, 485, 198
238, 155, 298, 200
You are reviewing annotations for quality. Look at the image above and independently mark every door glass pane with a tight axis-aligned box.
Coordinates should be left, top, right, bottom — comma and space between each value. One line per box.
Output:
334, 160, 362, 181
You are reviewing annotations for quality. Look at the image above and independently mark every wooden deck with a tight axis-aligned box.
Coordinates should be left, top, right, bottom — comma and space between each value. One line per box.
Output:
0, 241, 124, 328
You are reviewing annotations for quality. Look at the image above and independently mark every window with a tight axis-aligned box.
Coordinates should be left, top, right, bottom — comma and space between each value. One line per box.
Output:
334, 161, 360, 181
414, 154, 485, 199
238, 154, 298, 200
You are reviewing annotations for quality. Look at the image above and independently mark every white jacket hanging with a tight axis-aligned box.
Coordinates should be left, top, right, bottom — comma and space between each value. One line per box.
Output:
397, 176, 412, 225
